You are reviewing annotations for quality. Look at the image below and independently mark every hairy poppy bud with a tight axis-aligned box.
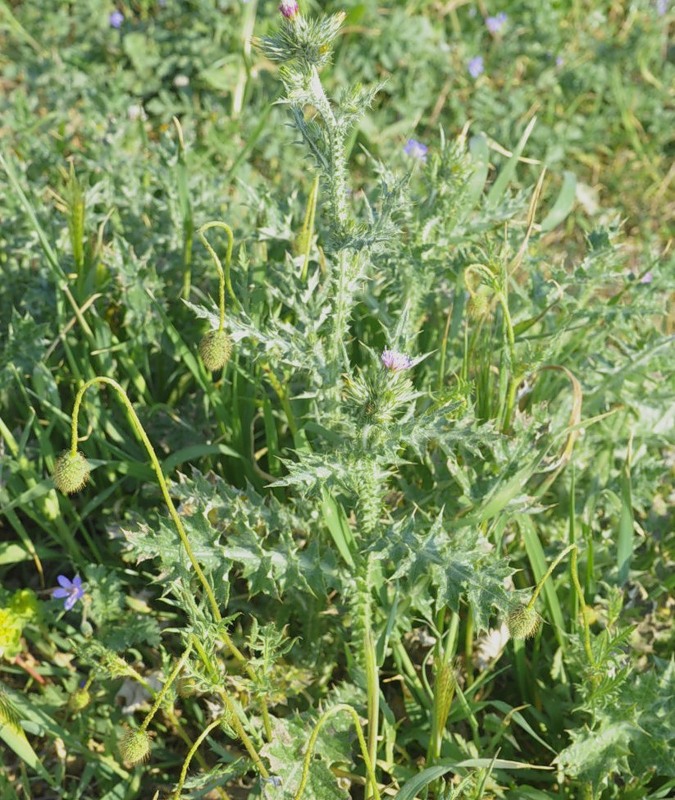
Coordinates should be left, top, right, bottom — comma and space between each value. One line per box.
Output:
199, 330, 233, 371
68, 687, 91, 713
506, 604, 542, 639
119, 727, 151, 765
53, 451, 90, 495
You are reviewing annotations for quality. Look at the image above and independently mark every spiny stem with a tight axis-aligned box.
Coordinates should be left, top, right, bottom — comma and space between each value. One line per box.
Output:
293, 704, 381, 800
308, 66, 349, 235
69, 377, 221, 623
191, 637, 270, 777
364, 625, 379, 800
139, 639, 193, 733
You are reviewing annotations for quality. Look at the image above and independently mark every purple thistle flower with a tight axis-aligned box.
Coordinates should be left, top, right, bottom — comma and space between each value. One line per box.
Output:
404, 138, 428, 162
381, 349, 413, 372
279, 0, 299, 18
53, 575, 85, 611
485, 12, 507, 34
468, 55, 484, 78
109, 10, 124, 28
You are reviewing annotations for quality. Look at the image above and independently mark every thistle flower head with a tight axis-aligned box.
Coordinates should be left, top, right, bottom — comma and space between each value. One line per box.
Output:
381, 349, 413, 372
199, 329, 233, 372
506, 603, 542, 639
404, 138, 428, 162
109, 10, 124, 28
54, 450, 90, 494
279, 0, 299, 18
119, 727, 151, 765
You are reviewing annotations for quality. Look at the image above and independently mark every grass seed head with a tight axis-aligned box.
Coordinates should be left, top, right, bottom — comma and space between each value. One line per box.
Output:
53, 451, 90, 495
199, 329, 233, 371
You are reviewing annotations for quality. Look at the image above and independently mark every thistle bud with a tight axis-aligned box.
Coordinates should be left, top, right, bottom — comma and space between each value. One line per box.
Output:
279, 0, 300, 19
68, 687, 91, 713
119, 727, 151, 765
53, 451, 90, 495
199, 330, 233, 372
506, 603, 542, 640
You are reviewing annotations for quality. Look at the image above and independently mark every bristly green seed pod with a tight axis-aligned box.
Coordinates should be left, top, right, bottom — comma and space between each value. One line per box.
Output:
68, 687, 91, 713
199, 329, 233, 372
506, 603, 543, 639
466, 289, 490, 320
53, 451, 90, 495
119, 727, 151, 765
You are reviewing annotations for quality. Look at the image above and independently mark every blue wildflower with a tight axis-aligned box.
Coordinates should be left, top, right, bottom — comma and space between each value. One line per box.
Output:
485, 12, 507, 34
656, 0, 668, 15
404, 138, 428, 162
53, 575, 84, 611
109, 10, 124, 28
468, 56, 484, 78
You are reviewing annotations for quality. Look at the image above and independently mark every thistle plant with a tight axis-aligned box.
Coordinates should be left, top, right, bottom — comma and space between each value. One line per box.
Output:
4, 0, 665, 796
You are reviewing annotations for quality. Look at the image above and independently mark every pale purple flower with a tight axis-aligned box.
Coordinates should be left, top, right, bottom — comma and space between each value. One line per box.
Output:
485, 12, 507, 34
381, 349, 413, 372
656, 0, 668, 16
404, 138, 428, 162
53, 575, 84, 611
279, 0, 299, 18
640, 271, 654, 284
556, 55, 565, 67
109, 10, 124, 28
468, 56, 484, 78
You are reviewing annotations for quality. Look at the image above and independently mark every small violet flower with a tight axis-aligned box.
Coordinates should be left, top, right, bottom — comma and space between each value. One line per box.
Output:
656, 0, 668, 16
404, 138, 428, 162
381, 349, 413, 372
109, 10, 124, 28
485, 12, 507, 34
279, 0, 299, 18
53, 575, 84, 611
468, 55, 484, 78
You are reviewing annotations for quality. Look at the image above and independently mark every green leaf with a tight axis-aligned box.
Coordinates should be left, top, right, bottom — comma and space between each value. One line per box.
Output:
260, 715, 352, 800
539, 170, 576, 232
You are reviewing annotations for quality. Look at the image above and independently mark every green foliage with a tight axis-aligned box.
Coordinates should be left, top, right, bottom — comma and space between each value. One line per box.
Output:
0, 0, 672, 798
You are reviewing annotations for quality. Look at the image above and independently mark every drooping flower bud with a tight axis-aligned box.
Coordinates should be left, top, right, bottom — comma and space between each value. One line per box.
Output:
199, 329, 233, 372
68, 687, 91, 713
466, 290, 490, 320
119, 727, 151, 765
53, 451, 90, 495
506, 603, 542, 639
